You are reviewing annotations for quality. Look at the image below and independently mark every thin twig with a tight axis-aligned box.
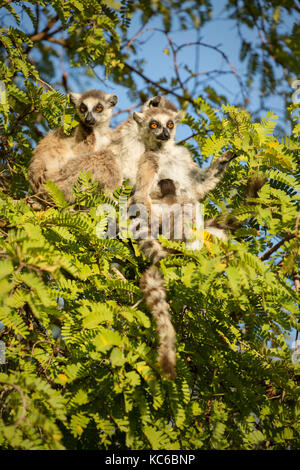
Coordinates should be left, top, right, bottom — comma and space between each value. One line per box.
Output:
29, 15, 60, 43
0, 381, 27, 427
112, 104, 140, 118
46, 37, 67, 47
124, 62, 192, 104
36, 78, 56, 92
111, 266, 134, 302
131, 297, 145, 309
260, 233, 295, 261
125, 28, 154, 51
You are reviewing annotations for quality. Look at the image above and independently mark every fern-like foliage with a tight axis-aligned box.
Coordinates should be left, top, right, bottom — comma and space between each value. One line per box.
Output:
0, 0, 300, 452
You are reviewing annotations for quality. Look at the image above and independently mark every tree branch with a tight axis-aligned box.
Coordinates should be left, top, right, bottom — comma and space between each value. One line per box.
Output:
29, 15, 60, 43
260, 233, 296, 261
0, 381, 27, 427
124, 62, 193, 105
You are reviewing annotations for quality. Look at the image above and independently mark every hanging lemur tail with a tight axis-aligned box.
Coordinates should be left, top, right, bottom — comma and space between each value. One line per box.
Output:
138, 238, 176, 379
139, 238, 168, 265
140, 264, 176, 379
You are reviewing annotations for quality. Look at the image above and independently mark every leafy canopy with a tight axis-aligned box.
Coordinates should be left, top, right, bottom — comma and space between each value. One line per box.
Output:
0, 0, 299, 450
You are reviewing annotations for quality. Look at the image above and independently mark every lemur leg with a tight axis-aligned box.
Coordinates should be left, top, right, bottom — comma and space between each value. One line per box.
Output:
52, 150, 122, 202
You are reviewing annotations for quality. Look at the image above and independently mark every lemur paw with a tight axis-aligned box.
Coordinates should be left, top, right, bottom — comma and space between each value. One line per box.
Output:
130, 193, 152, 209
219, 150, 238, 164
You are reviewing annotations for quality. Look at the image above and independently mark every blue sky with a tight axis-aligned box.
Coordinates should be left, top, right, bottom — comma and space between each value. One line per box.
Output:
63, 1, 296, 139
1, 1, 297, 139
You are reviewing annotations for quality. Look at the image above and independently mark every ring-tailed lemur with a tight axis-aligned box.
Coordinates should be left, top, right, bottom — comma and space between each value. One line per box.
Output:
28, 89, 119, 202
115, 96, 230, 240
130, 107, 238, 378
53, 95, 178, 202
110, 95, 178, 186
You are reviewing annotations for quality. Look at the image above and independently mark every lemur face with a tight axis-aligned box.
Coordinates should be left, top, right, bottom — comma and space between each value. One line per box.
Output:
133, 108, 184, 148
70, 90, 118, 128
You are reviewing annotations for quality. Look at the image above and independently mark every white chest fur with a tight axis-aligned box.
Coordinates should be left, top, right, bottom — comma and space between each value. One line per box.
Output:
94, 129, 111, 152
152, 144, 193, 196
120, 138, 145, 184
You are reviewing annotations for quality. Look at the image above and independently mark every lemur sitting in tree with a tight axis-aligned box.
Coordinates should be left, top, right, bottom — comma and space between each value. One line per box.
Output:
29, 93, 179, 204
130, 106, 238, 379
28, 89, 120, 202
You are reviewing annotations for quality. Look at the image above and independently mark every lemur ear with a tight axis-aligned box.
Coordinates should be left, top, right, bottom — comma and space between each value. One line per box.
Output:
133, 112, 144, 125
174, 110, 185, 123
148, 95, 161, 108
107, 94, 118, 108
141, 95, 161, 112
69, 92, 81, 106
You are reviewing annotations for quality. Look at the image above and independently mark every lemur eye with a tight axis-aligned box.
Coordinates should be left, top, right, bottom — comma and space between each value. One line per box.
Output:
167, 121, 174, 129
80, 104, 87, 113
96, 104, 103, 113
150, 121, 159, 129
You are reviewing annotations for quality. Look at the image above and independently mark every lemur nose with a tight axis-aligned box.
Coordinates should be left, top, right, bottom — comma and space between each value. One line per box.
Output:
85, 113, 96, 126
163, 128, 170, 139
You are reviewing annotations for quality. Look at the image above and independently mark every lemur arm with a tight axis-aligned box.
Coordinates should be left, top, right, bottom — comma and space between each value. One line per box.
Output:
189, 150, 237, 199
132, 151, 159, 206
